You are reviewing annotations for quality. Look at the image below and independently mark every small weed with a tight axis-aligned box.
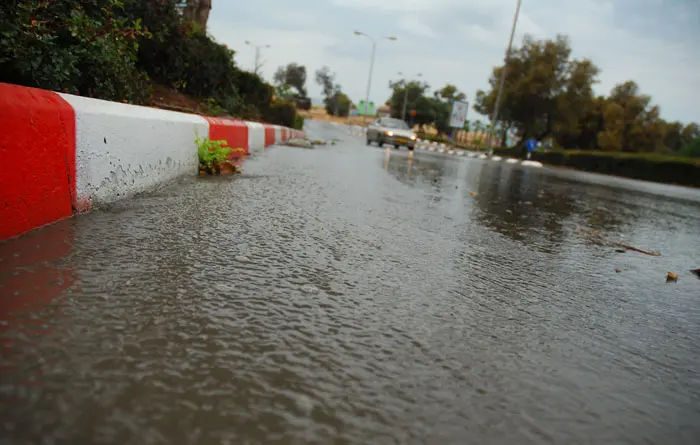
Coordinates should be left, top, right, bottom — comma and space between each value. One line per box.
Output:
195, 137, 245, 174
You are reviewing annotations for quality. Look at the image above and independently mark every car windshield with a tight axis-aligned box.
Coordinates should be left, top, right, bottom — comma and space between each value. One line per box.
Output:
381, 119, 409, 130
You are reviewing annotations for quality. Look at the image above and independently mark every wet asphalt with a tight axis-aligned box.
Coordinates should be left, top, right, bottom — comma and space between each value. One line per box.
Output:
1, 119, 700, 445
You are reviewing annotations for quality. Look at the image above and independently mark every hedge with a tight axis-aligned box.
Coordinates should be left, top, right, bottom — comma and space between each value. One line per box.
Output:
493, 148, 700, 188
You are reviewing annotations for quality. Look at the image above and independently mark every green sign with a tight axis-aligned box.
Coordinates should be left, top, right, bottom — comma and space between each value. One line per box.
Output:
357, 100, 376, 116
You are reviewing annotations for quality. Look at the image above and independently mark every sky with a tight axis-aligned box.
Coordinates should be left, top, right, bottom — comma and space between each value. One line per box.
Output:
208, 0, 700, 124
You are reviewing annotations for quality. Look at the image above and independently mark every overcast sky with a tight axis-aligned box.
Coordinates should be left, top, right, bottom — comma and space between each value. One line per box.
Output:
208, 0, 700, 124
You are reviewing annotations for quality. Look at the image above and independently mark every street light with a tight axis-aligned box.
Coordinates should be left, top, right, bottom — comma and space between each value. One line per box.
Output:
485, 0, 522, 155
397, 72, 422, 122
354, 31, 397, 128
245, 40, 271, 75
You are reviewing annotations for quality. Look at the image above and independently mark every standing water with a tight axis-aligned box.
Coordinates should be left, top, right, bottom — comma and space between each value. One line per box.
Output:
1, 121, 699, 444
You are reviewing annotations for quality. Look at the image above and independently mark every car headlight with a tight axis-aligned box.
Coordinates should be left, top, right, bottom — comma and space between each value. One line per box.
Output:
410, 135, 417, 140
385, 131, 393, 137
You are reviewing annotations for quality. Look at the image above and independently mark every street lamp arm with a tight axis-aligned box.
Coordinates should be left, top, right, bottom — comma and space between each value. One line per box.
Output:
354, 30, 398, 127
353, 31, 375, 43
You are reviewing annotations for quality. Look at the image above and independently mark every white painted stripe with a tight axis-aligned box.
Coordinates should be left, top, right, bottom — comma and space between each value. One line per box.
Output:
59, 94, 206, 209
247, 122, 265, 153
274, 126, 282, 145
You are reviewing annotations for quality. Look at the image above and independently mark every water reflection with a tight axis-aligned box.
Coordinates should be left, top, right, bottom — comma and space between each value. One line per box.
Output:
382, 149, 449, 192
0, 220, 76, 411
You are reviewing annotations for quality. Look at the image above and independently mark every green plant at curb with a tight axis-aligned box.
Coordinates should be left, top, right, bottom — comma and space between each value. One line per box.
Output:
195, 137, 244, 174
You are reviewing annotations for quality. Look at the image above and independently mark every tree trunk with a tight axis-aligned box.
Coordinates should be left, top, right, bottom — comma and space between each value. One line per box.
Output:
184, 0, 212, 30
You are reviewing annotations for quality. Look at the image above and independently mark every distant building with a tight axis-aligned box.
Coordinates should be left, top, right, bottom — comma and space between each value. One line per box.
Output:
377, 105, 391, 118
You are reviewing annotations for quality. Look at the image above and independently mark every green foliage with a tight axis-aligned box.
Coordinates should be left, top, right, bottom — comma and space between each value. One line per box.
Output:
387, 79, 465, 135
491, 147, 700, 186
474, 34, 699, 155
0, 0, 279, 119
315, 66, 351, 116
197, 97, 227, 116
435, 84, 466, 101
0, 0, 151, 103
679, 138, 700, 158
273, 63, 307, 97
122, 0, 242, 113
196, 137, 232, 171
293, 114, 305, 130
388, 80, 431, 124
263, 99, 298, 128
328, 92, 352, 117
234, 70, 274, 120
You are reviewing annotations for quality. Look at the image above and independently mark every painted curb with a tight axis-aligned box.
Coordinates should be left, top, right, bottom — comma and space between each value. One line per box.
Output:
0, 83, 306, 241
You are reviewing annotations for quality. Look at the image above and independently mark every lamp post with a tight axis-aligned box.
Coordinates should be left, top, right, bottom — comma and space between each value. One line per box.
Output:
245, 40, 270, 75
397, 72, 422, 121
354, 31, 397, 128
485, 0, 522, 155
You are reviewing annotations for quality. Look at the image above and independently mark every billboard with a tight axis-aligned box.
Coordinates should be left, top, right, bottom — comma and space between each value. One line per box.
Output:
449, 100, 469, 128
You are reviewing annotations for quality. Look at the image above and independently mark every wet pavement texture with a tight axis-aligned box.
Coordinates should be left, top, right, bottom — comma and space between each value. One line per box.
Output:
2, 120, 700, 445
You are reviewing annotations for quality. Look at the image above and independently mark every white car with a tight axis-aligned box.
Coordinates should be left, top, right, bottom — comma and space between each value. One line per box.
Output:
366, 117, 417, 150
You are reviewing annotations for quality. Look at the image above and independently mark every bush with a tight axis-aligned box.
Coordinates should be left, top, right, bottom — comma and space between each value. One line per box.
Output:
679, 138, 700, 158
235, 70, 274, 120
521, 150, 700, 187
0, 0, 151, 103
122, 0, 242, 114
293, 114, 305, 130
325, 92, 351, 117
263, 99, 298, 128
0, 0, 278, 120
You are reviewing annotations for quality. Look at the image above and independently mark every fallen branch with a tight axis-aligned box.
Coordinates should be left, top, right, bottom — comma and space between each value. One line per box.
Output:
578, 228, 661, 256
611, 242, 661, 257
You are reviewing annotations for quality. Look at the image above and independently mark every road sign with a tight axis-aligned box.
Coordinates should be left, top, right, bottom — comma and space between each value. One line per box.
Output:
449, 100, 469, 128
357, 100, 376, 116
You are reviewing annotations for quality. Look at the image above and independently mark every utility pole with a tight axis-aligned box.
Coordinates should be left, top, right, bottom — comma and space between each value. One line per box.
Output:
245, 41, 270, 76
354, 31, 397, 129
398, 72, 422, 121
485, 0, 522, 156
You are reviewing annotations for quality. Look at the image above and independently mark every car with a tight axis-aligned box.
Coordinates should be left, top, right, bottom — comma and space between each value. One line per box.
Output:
366, 117, 417, 150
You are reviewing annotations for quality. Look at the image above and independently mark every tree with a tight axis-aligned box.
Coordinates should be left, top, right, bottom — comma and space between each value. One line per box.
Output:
273, 63, 307, 97
183, 0, 212, 30
387, 79, 432, 127
475, 35, 593, 149
315, 66, 350, 116
474, 33, 699, 155
435, 84, 466, 101
432, 84, 466, 136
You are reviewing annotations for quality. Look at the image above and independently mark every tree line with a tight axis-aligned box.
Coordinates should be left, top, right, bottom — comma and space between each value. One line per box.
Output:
273, 63, 351, 117
284, 33, 697, 157
474, 35, 699, 157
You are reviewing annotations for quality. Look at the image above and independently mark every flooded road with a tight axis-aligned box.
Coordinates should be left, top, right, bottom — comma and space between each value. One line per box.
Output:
2, 120, 700, 444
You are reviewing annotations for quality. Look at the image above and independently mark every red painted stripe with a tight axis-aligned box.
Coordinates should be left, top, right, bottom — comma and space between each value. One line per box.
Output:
205, 117, 249, 158
0, 83, 76, 241
264, 125, 275, 147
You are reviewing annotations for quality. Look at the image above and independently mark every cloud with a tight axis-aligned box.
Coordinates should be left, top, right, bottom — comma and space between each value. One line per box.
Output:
207, 0, 700, 123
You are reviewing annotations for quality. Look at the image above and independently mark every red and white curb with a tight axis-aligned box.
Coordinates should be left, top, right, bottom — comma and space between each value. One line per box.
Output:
0, 83, 305, 241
